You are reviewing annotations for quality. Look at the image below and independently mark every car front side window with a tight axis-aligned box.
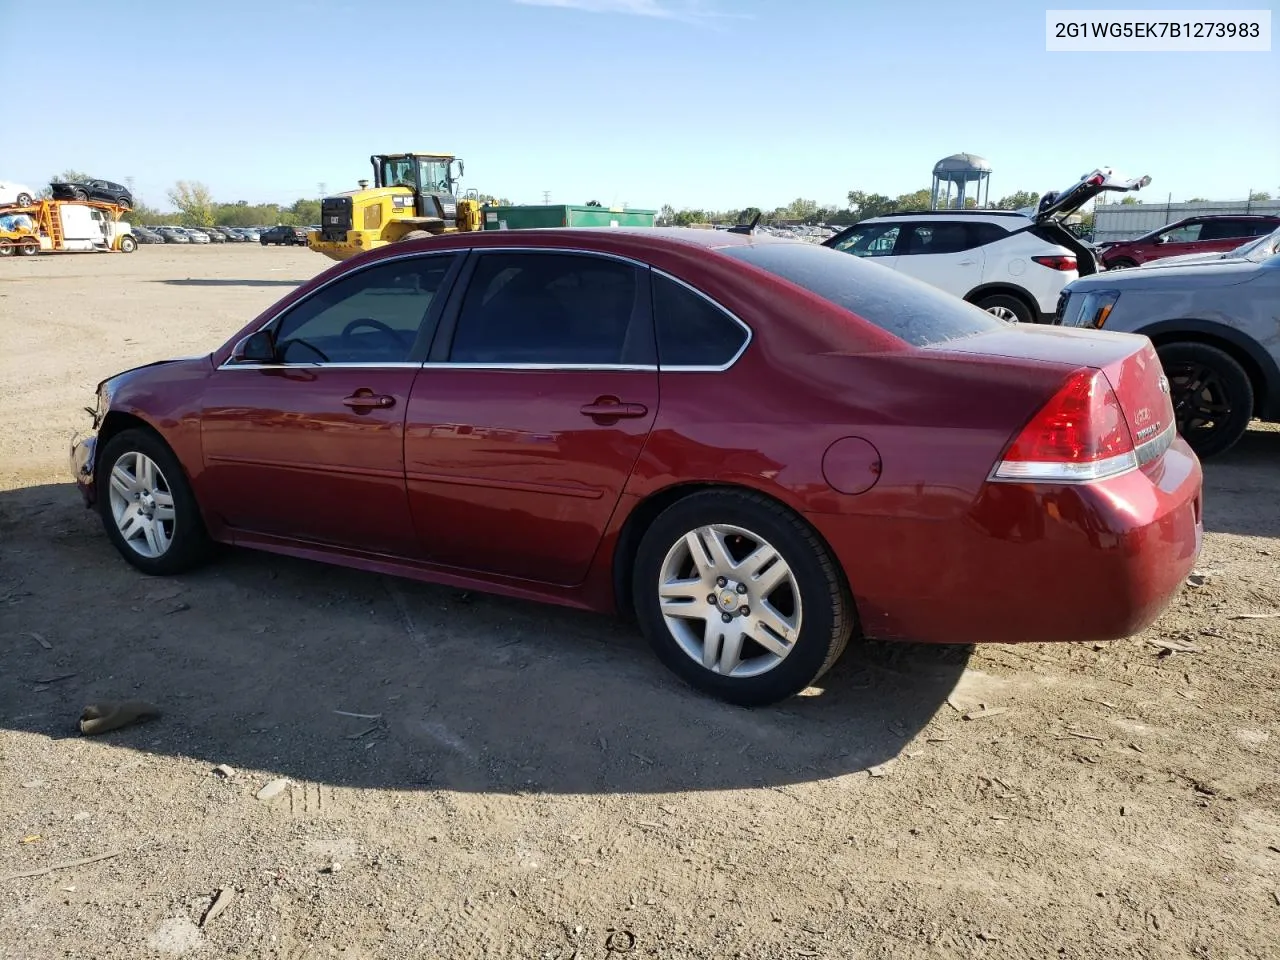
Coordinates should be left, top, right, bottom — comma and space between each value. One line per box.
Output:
1160, 222, 1202, 243
270, 255, 457, 364
831, 224, 900, 257
446, 252, 650, 366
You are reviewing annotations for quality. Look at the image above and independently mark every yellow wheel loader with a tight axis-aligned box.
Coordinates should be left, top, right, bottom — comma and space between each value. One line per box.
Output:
309, 153, 484, 262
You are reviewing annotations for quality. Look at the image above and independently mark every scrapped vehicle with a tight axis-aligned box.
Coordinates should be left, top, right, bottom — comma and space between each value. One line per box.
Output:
260, 224, 309, 246
50, 178, 134, 209
0, 179, 36, 207
823, 169, 1151, 324
71, 228, 1202, 705
1057, 243, 1280, 459
1144, 226, 1280, 267
1097, 214, 1279, 269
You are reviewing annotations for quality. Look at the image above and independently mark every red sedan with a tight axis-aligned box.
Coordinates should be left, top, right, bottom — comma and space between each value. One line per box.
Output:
71, 228, 1203, 705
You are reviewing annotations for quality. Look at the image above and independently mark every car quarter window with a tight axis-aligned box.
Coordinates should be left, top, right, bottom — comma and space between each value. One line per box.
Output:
652, 273, 748, 368
830, 223, 900, 257
1200, 219, 1263, 241
446, 252, 652, 366
271, 255, 456, 364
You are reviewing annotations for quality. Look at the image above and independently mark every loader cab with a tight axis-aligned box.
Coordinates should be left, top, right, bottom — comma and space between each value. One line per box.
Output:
371, 153, 464, 227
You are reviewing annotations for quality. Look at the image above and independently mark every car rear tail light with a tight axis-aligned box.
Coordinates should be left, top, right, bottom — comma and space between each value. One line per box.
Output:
991, 368, 1137, 483
1087, 174, 1105, 186
1032, 255, 1078, 271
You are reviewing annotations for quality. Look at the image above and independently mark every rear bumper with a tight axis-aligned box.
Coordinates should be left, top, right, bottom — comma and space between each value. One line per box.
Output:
819, 437, 1203, 645
70, 432, 97, 507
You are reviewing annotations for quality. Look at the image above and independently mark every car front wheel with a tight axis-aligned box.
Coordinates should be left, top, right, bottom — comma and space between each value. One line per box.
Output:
1158, 342, 1254, 459
632, 490, 854, 706
16, 192, 32, 206
98, 428, 213, 575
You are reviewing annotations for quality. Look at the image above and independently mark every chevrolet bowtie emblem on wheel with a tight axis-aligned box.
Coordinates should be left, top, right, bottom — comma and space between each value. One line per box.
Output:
1157, 374, 1170, 394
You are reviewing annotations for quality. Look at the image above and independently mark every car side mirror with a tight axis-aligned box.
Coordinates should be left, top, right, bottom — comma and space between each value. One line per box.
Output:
231, 330, 276, 363
1153, 236, 1168, 244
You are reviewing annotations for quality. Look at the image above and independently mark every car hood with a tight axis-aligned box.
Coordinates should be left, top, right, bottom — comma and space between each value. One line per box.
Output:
1069, 258, 1261, 292
1141, 250, 1231, 267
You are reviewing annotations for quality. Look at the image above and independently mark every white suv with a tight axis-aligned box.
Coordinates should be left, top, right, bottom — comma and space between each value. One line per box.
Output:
822, 169, 1150, 324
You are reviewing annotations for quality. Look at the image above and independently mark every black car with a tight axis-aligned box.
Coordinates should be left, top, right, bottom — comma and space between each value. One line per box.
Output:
131, 225, 165, 244
259, 225, 309, 246
50, 178, 133, 209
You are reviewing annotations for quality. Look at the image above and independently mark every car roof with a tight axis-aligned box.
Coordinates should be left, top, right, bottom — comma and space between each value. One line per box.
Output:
857, 210, 1029, 220
384, 226, 792, 257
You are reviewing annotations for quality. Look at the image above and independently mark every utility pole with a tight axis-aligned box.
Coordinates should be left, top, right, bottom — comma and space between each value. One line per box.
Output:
318, 182, 327, 198
542, 190, 551, 206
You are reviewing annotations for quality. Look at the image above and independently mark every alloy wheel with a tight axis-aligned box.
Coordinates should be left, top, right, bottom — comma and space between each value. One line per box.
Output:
656, 524, 803, 678
1166, 361, 1232, 447
984, 304, 1018, 322
107, 451, 177, 559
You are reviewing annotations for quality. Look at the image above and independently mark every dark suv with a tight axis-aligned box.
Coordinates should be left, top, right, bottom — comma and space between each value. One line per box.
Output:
50, 178, 134, 209
1098, 214, 1279, 269
259, 225, 309, 246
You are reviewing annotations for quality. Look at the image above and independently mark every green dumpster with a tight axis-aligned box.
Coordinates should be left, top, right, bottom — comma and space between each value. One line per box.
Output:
482, 204, 657, 231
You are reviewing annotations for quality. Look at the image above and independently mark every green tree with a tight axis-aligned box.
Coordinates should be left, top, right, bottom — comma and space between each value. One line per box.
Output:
1249, 190, 1272, 201
672, 209, 707, 226
894, 189, 932, 212
658, 204, 676, 225
1121, 196, 1141, 205
168, 181, 216, 226
847, 191, 899, 220
994, 190, 1040, 210
783, 198, 819, 220
737, 206, 762, 224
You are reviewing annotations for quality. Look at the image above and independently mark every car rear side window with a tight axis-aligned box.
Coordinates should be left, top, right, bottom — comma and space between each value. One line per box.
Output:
652, 273, 747, 368
722, 242, 1007, 347
448, 252, 652, 366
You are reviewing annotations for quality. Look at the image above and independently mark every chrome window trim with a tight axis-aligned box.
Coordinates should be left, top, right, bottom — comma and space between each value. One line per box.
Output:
217, 245, 754, 375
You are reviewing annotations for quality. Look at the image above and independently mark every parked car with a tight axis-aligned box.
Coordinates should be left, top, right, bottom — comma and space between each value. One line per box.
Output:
823, 168, 1151, 324
233, 228, 261, 242
215, 226, 245, 242
181, 228, 210, 244
259, 224, 309, 246
1097, 214, 1280, 269
195, 227, 226, 243
50, 178, 134, 209
131, 225, 165, 244
1056, 241, 1280, 458
1144, 226, 1280, 267
0, 180, 36, 207
70, 228, 1201, 705
155, 227, 190, 244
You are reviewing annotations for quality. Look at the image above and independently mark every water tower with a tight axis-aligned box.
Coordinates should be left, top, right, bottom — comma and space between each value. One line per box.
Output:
930, 153, 991, 210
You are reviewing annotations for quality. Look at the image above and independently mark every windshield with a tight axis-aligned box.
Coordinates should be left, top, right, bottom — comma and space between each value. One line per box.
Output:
418, 159, 452, 194
1232, 230, 1280, 261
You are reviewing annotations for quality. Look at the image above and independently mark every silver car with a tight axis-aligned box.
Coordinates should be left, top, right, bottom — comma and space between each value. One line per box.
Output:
1056, 243, 1280, 458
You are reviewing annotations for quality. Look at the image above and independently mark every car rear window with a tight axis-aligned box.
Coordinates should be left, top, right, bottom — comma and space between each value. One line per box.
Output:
721, 241, 1007, 347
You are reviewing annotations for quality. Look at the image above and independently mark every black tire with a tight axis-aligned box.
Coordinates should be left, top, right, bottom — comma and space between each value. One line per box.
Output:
974, 292, 1034, 324
17, 242, 38, 256
118, 235, 137, 253
631, 489, 854, 706
1106, 258, 1138, 270
116, 196, 131, 209
0, 241, 13, 257
72, 188, 88, 201
97, 428, 214, 576
260, 237, 268, 245
15, 192, 32, 206
1157, 342, 1254, 459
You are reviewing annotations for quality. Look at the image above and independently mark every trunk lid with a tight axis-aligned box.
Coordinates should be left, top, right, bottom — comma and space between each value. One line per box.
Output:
935, 326, 1176, 466
1034, 168, 1152, 223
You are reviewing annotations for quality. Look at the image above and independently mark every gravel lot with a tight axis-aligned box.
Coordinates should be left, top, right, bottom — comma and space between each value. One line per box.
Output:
2, 245, 1278, 959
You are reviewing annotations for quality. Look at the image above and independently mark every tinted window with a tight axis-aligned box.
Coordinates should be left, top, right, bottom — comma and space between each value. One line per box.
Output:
723, 242, 1006, 347
652, 274, 747, 368
1200, 219, 1269, 241
899, 221, 991, 255
829, 222, 900, 257
273, 255, 455, 363
448, 252, 649, 365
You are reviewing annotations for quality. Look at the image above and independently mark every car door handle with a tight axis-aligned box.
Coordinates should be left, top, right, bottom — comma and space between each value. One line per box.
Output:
580, 397, 649, 419
343, 393, 395, 409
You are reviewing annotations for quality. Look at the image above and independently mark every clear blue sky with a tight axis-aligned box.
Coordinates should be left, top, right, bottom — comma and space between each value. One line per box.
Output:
5, 0, 1276, 211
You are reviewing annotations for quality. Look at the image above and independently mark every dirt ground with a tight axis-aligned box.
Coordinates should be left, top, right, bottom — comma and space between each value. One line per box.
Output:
2, 245, 1278, 960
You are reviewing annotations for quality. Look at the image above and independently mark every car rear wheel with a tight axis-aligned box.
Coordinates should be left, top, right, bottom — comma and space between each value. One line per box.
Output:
1107, 258, 1138, 270
17, 242, 38, 256
632, 490, 854, 706
975, 293, 1032, 324
16, 192, 32, 206
1158, 342, 1253, 459
0, 241, 13, 257
98, 428, 214, 575
72, 188, 88, 201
